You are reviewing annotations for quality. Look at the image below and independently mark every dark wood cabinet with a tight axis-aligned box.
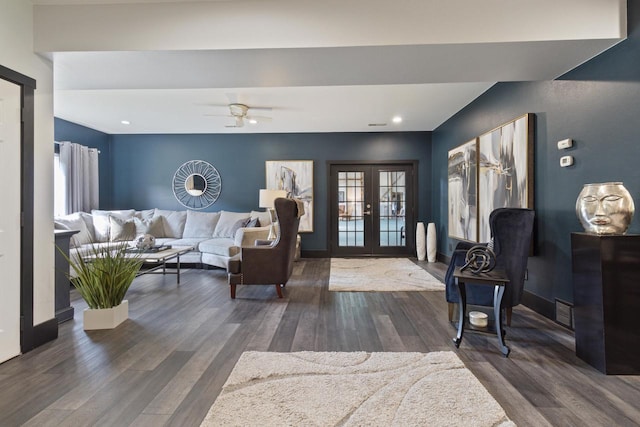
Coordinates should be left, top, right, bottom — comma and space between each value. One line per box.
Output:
54, 230, 78, 323
571, 232, 640, 374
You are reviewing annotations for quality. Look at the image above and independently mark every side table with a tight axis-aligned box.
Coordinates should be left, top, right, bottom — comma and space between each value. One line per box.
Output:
452, 267, 511, 357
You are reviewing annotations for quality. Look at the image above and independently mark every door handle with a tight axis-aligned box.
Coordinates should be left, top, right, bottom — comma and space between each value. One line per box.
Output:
364, 211, 371, 215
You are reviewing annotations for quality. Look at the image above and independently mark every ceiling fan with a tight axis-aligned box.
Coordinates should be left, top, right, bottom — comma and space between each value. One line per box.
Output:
205, 103, 272, 128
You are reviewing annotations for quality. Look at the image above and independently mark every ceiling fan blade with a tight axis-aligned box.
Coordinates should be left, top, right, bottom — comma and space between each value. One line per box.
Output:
246, 115, 272, 123
247, 106, 273, 112
204, 113, 232, 118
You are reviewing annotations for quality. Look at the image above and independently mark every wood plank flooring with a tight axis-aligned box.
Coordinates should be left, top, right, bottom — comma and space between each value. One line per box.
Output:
1, 259, 639, 426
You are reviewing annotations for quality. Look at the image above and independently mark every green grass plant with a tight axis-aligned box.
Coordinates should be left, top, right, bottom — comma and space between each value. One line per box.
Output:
62, 244, 143, 309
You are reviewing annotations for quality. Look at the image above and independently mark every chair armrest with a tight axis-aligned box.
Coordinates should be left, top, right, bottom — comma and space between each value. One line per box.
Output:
234, 226, 270, 247
227, 255, 242, 274
255, 239, 274, 246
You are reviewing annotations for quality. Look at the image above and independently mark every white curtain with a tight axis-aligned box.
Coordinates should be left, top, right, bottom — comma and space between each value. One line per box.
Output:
58, 141, 99, 214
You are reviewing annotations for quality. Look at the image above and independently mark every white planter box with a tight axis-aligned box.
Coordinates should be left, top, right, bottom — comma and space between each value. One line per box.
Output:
83, 300, 128, 330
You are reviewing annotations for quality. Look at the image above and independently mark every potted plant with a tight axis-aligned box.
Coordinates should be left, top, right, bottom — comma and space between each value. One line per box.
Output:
64, 244, 143, 330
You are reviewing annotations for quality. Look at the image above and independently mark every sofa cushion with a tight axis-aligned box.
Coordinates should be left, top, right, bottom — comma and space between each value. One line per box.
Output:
153, 209, 187, 238
109, 215, 136, 242
199, 238, 240, 257
133, 216, 164, 237
183, 210, 221, 238
166, 237, 209, 251
91, 209, 136, 242
212, 211, 250, 238
54, 212, 94, 248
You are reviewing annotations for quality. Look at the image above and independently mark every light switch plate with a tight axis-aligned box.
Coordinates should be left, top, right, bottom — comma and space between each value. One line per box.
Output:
557, 138, 573, 150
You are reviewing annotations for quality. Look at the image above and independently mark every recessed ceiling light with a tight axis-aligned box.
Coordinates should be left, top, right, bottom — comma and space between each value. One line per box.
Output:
248, 119, 258, 124
121, 120, 130, 125
392, 116, 402, 124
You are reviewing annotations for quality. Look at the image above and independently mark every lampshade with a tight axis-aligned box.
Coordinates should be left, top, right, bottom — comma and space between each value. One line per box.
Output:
259, 189, 287, 208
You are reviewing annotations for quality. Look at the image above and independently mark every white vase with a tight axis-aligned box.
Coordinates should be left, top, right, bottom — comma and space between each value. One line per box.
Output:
416, 222, 426, 261
426, 222, 436, 262
83, 300, 128, 330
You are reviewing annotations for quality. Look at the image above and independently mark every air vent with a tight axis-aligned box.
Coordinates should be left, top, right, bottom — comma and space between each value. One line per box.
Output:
555, 299, 574, 329
368, 123, 387, 127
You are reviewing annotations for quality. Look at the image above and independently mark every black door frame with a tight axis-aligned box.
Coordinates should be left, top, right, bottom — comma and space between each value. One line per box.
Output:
327, 160, 418, 257
0, 64, 37, 353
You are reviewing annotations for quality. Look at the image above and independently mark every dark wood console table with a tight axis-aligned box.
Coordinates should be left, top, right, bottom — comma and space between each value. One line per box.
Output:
571, 233, 640, 374
452, 267, 510, 357
54, 230, 78, 323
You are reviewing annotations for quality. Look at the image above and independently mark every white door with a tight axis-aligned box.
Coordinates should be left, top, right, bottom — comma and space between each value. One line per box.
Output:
0, 78, 22, 363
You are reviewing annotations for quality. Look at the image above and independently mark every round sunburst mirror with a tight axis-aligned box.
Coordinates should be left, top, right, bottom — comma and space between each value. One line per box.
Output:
172, 160, 222, 209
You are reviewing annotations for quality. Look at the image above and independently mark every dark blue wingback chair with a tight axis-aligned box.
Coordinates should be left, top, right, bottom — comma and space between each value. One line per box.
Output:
445, 208, 535, 326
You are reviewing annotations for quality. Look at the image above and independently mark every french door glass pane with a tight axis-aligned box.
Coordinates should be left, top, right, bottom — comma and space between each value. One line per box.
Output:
338, 171, 364, 247
379, 170, 406, 247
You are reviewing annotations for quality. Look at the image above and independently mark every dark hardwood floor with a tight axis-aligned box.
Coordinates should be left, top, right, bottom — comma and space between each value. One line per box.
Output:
1, 259, 639, 426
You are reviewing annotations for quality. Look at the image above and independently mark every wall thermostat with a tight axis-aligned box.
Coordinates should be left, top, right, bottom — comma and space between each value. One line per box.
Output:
557, 138, 573, 150
560, 155, 574, 167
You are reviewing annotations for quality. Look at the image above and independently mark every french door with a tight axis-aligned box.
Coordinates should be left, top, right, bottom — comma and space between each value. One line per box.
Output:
329, 162, 416, 256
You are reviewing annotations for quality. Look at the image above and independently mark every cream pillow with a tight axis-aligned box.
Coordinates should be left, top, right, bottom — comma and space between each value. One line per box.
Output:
250, 210, 272, 226
91, 209, 135, 242
212, 211, 250, 238
54, 212, 94, 247
183, 210, 221, 238
133, 216, 165, 237
153, 209, 187, 238
109, 216, 136, 242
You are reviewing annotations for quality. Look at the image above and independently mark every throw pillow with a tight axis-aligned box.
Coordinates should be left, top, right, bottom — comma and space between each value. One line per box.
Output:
183, 210, 221, 238
250, 210, 272, 226
133, 216, 164, 237
212, 211, 250, 238
229, 217, 251, 238
153, 209, 187, 238
135, 209, 155, 221
54, 212, 94, 248
91, 209, 135, 242
246, 217, 260, 228
109, 216, 136, 242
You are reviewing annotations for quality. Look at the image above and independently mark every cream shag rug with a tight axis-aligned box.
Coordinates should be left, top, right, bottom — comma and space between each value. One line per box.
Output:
201, 351, 515, 427
329, 258, 444, 292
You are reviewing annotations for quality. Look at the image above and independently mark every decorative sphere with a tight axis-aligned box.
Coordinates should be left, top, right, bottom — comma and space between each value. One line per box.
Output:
576, 182, 635, 235
135, 234, 156, 250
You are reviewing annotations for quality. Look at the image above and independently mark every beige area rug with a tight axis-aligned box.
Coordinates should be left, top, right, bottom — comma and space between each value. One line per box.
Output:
328, 257, 444, 292
201, 351, 515, 427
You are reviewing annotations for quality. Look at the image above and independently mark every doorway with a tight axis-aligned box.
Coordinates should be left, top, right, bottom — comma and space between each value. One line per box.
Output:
329, 162, 417, 256
0, 77, 22, 362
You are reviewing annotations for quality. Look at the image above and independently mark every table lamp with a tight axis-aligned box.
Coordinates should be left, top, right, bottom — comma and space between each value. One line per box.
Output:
259, 189, 287, 239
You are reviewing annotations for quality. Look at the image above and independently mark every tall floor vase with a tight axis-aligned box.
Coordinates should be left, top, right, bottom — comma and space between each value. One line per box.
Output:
427, 222, 437, 262
416, 222, 426, 261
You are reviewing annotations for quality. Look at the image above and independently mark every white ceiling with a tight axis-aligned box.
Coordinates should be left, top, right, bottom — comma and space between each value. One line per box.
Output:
33, 0, 627, 134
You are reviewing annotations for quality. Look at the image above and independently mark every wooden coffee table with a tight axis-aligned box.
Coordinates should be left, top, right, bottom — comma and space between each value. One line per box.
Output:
127, 246, 194, 284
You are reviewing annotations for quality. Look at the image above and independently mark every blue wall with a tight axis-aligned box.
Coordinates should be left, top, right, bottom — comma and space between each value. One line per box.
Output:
54, 118, 113, 208
432, 1, 640, 304
109, 132, 431, 251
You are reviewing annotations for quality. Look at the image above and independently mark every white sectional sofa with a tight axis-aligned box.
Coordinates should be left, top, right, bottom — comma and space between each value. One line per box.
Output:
54, 208, 272, 270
